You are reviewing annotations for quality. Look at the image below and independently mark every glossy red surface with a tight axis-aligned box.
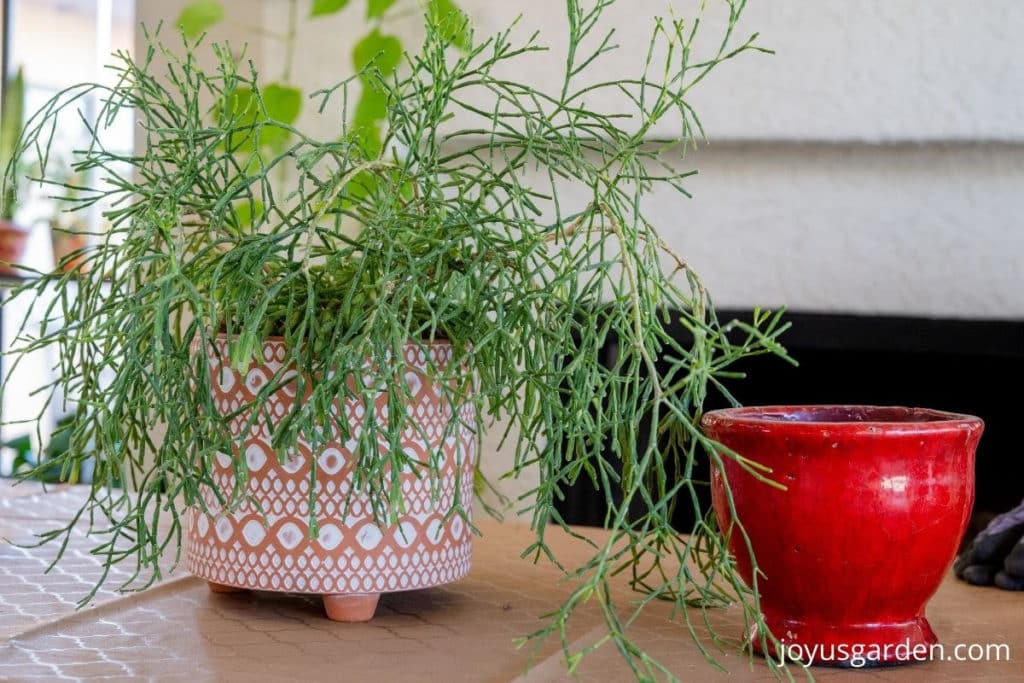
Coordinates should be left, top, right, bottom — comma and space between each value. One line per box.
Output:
702, 405, 984, 666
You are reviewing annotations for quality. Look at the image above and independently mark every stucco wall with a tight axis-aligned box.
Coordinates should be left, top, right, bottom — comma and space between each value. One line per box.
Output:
171, 0, 1022, 319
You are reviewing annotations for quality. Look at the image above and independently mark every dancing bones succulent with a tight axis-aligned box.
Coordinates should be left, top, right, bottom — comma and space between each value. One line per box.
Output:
2, 1, 790, 679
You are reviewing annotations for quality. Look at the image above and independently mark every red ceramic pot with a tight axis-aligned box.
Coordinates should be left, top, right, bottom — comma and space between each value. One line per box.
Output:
702, 405, 983, 666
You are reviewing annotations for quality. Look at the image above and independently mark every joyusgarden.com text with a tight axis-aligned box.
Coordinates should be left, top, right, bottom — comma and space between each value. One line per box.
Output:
777, 640, 1011, 668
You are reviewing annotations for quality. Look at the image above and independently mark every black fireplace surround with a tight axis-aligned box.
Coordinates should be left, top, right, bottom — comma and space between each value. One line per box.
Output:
554, 310, 1024, 536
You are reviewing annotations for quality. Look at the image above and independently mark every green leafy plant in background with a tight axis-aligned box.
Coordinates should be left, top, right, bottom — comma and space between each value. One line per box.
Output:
177, 0, 470, 158
2, 433, 36, 478
2, 411, 100, 484
1, 1, 795, 679
0, 67, 25, 221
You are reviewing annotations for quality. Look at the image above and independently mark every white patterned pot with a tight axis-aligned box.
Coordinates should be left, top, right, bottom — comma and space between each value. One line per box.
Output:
186, 336, 476, 621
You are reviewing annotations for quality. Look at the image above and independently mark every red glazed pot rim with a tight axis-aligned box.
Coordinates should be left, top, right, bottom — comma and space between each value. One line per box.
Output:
701, 405, 983, 434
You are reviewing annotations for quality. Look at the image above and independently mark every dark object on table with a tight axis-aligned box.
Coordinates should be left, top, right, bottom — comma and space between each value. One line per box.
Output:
955, 497, 1024, 591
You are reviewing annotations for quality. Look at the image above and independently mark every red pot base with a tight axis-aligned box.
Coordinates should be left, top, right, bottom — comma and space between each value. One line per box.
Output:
753, 613, 938, 667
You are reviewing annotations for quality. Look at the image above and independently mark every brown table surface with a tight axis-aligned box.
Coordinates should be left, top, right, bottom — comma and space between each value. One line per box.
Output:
0, 483, 1020, 682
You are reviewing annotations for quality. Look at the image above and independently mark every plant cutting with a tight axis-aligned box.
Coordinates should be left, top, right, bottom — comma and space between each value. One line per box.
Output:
1, 0, 792, 678
0, 67, 29, 276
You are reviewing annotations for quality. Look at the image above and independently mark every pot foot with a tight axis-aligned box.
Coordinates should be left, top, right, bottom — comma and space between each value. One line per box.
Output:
207, 581, 247, 594
322, 593, 380, 622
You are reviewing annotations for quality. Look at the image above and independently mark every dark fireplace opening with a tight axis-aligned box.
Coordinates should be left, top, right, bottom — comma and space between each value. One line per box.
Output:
554, 311, 1024, 544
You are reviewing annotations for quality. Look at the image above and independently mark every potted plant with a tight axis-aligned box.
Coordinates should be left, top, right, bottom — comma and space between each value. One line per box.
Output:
0, 67, 29, 276
47, 173, 93, 273
49, 219, 91, 273
703, 405, 984, 666
1, 0, 790, 677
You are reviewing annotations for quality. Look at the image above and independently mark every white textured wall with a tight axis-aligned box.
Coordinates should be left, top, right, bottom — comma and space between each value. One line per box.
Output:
135, 0, 1024, 505
411, 0, 1024, 143
659, 142, 1024, 317
691, 1, 1024, 143
243, 0, 1024, 318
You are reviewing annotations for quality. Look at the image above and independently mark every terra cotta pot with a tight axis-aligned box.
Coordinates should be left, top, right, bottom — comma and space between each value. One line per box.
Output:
186, 336, 477, 622
702, 405, 983, 666
0, 219, 29, 276
50, 230, 89, 273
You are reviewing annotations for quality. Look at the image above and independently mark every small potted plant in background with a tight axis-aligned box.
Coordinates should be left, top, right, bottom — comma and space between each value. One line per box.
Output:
48, 173, 92, 273
0, 67, 29, 276
2, 0, 791, 678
